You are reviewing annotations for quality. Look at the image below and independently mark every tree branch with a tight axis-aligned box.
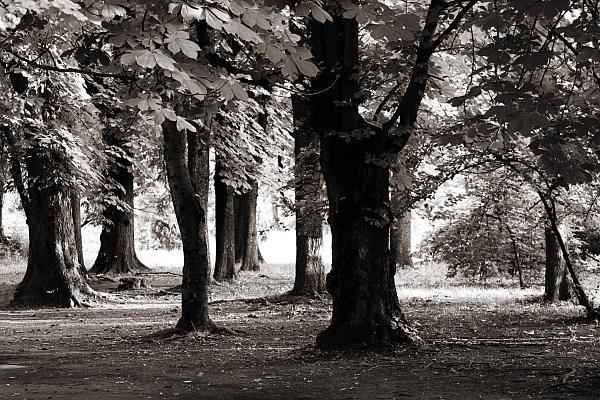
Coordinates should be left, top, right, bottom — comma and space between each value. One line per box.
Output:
382, 0, 479, 152
3, 47, 135, 81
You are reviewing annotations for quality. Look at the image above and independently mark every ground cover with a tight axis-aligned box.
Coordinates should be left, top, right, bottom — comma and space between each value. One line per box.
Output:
0, 265, 598, 399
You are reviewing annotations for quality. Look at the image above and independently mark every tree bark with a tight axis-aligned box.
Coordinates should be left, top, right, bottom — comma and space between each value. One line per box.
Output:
311, 16, 415, 349
90, 129, 148, 275
390, 209, 413, 269
12, 147, 94, 307
544, 226, 572, 302
237, 180, 262, 272
187, 125, 211, 274
214, 160, 236, 282
163, 121, 214, 332
70, 191, 86, 272
291, 94, 325, 296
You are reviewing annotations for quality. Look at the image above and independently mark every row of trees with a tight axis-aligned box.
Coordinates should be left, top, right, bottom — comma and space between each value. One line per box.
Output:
2, 0, 600, 349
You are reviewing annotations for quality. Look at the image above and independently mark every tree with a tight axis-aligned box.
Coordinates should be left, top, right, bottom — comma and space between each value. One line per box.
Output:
309, 0, 477, 349
214, 159, 236, 282
390, 165, 414, 269
544, 226, 571, 302
163, 121, 214, 332
290, 93, 325, 296
236, 180, 262, 272
90, 126, 149, 275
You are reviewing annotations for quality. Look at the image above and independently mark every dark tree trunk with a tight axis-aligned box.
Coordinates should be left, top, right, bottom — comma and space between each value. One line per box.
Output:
234, 194, 247, 264
12, 148, 94, 307
213, 160, 236, 282
90, 129, 148, 275
163, 121, 213, 332
238, 180, 262, 272
291, 94, 325, 296
311, 17, 414, 349
187, 126, 211, 274
544, 226, 572, 302
70, 191, 86, 272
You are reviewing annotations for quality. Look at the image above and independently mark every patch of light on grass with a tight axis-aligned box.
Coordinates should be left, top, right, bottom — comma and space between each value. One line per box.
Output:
397, 285, 542, 303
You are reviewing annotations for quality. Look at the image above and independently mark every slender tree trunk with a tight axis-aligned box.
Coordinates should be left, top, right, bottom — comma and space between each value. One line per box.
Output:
213, 160, 236, 282
390, 166, 413, 269
163, 121, 213, 332
544, 226, 565, 303
506, 225, 525, 289
311, 17, 415, 349
291, 94, 325, 296
12, 147, 94, 307
390, 209, 413, 269
90, 129, 148, 275
0, 185, 5, 243
234, 194, 248, 264
540, 194, 596, 317
70, 191, 86, 272
238, 180, 262, 272
187, 126, 211, 274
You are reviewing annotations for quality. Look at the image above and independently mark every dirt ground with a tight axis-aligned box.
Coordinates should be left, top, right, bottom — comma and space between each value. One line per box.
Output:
0, 274, 599, 399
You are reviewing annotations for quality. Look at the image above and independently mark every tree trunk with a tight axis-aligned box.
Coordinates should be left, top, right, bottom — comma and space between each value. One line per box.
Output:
234, 194, 248, 264
291, 94, 325, 296
539, 194, 594, 317
12, 148, 94, 307
544, 225, 572, 302
70, 191, 86, 272
311, 17, 415, 349
0, 186, 5, 243
90, 129, 148, 275
390, 209, 413, 269
163, 121, 214, 332
238, 180, 262, 272
187, 125, 211, 274
213, 160, 236, 282
390, 166, 413, 269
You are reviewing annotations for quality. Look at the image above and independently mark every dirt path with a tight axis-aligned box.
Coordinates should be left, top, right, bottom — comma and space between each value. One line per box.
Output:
0, 281, 599, 399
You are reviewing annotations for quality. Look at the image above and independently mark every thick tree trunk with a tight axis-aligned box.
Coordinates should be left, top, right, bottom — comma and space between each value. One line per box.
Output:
238, 180, 262, 272
90, 129, 148, 275
214, 160, 236, 282
544, 226, 571, 302
12, 149, 94, 307
163, 121, 213, 332
291, 94, 325, 296
311, 17, 414, 349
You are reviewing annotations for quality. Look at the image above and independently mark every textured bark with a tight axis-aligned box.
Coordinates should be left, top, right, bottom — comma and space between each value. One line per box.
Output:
234, 194, 248, 264
0, 186, 5, 242
213, 160, 236, 282
390, 209, 413, 269
311, 16, 414, 349
187, 126, 211, 274
544, 226, 571, 302
90, 129, 148, 275
390, 166, 413, 269
70, 192, 86, 272
238, 180, 262, 272
163, 121, 213, 332
12, 148, 94, 307
291, 94, 325, 296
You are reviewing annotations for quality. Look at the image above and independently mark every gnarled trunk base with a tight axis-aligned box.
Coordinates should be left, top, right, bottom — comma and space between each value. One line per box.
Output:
12, 186, 95, 307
